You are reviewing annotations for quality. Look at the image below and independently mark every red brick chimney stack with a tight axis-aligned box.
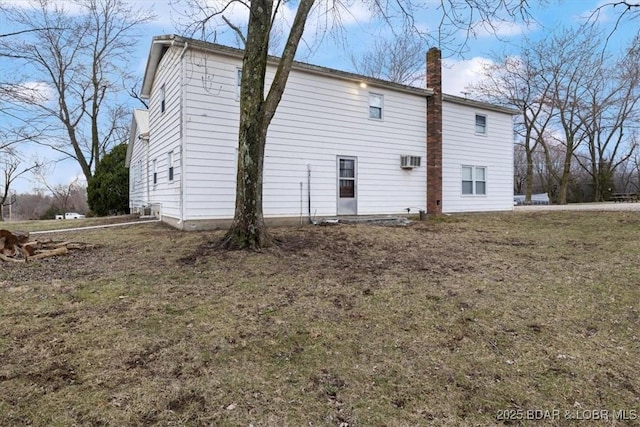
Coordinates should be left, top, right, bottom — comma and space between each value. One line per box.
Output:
426, 47, 443, 215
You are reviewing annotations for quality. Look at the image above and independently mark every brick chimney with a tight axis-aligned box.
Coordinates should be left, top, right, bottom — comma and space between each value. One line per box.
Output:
426, 47, 443, 215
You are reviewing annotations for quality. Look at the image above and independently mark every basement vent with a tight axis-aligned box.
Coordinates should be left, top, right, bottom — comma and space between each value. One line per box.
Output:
400, 155, 421, 169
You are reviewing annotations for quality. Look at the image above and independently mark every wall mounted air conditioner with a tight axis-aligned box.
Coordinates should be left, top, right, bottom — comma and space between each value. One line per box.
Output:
400, 155, 421, 169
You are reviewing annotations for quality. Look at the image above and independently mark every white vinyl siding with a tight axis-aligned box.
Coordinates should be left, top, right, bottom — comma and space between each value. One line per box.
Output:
135, 42, 514, 225
146, 46, 183, 220
137, 159, 143, 187
442, 101, 513, 212
127, 110, 149, 212
179, 49, 427, 220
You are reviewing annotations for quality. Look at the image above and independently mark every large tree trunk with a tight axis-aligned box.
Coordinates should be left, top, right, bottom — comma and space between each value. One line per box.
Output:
220, 0, 273, 250
220, 0, 315, 250
525, 147, 534, 204
221, 117, 271, 249
556, 132, 576, 205
523, 129, 535, 204
557, 150, 573, 204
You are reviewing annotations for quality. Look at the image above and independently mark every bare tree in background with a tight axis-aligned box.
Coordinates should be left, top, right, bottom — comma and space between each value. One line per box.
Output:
589, 1, 640, 38
0, 124, 44, 214
0, 0, 153, 184
33, 160, 87, 215
0, 152, 39, 221
574, 36, 640, 201
175, 0, 533, 249
474, 18, 639, 204
11, 191, 53, 221
350, 32, 425, 86
530, 26, 605, 204
472, 49, 556, 203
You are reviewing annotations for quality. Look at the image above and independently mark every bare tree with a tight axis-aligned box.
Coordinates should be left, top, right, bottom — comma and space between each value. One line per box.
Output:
0, 153, 39, 221
177, 0, 533, 249
532, 26, 607, 204
10, 191, 53, 221
0, 0, 153, 183
588, 1, 640, 44
472, 50, 556, 203
573, 36, 640, 201
350, 32, 425, 86
33, 162, 86, 215
615, 139, 640, 194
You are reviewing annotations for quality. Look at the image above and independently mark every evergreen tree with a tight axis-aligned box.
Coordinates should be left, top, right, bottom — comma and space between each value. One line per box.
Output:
88, 143, 129, 216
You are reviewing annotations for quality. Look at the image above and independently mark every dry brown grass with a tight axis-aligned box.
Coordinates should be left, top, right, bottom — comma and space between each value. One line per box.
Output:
1, 211, 639, 426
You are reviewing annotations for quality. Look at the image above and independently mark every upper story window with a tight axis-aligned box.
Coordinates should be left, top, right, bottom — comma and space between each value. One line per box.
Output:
160, 84, 166, 113
475, 114, 487, 134
462, 165, 487, 195
236, 68, 242, 100
369, 93, 383, 120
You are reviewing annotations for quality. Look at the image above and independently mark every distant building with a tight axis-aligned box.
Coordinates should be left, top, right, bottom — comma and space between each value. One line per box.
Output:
514, 193, 551, 205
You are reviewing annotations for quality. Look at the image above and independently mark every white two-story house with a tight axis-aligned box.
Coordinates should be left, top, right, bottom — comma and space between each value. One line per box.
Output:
126, 35, 516, 230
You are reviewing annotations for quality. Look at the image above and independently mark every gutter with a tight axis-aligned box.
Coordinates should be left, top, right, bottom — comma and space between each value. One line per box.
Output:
179, 41, 189, 228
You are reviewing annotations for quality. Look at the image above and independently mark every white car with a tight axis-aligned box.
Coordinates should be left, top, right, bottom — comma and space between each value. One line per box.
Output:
64, 212, 86, 219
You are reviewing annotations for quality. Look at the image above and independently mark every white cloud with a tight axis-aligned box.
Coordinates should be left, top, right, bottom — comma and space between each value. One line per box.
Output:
1, 81, 54, 105
329, 2, 372, 27
134, 0, 175, 28
476, 20, 535, 38
579, 0, 615, 24
442, 57, 493, 96
2, 0, 86, 14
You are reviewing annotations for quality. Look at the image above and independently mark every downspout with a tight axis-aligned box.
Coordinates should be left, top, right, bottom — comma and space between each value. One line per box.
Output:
307, 164, 314, 224
178, 40, 189, 229
145, 136, 150, 206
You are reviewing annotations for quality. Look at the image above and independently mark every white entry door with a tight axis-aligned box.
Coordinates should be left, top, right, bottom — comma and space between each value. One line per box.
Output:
337, 157, 357, 215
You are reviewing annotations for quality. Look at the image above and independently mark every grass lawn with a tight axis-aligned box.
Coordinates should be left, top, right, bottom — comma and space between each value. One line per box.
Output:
1, 211, 638, 426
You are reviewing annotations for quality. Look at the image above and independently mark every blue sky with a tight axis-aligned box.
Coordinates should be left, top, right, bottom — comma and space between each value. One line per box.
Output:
1, 0, 637, 193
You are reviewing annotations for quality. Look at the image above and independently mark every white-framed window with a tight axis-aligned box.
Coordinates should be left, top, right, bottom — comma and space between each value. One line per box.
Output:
462, 165, 487, 195
160, 84, 166, 113
369, 93, 383, 120
475, 114, 487, 134
152, 159, 157, 185
236, 68, 242, 100
168, 151, 174, 182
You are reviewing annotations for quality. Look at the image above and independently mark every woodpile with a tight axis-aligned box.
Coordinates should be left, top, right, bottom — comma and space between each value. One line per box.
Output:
0, 229, 95, 263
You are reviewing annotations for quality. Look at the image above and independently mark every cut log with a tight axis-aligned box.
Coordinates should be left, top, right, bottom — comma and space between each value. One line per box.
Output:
0, 229, 29, 245
22, 241, 40, 254
29, 246, 68, 260
0, 230, 93, 263
0, 253, 25, 263
66, 243, 96, 250
0, 230, 29, 257
51, 241, 72, 248
1, 246, 17, 257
